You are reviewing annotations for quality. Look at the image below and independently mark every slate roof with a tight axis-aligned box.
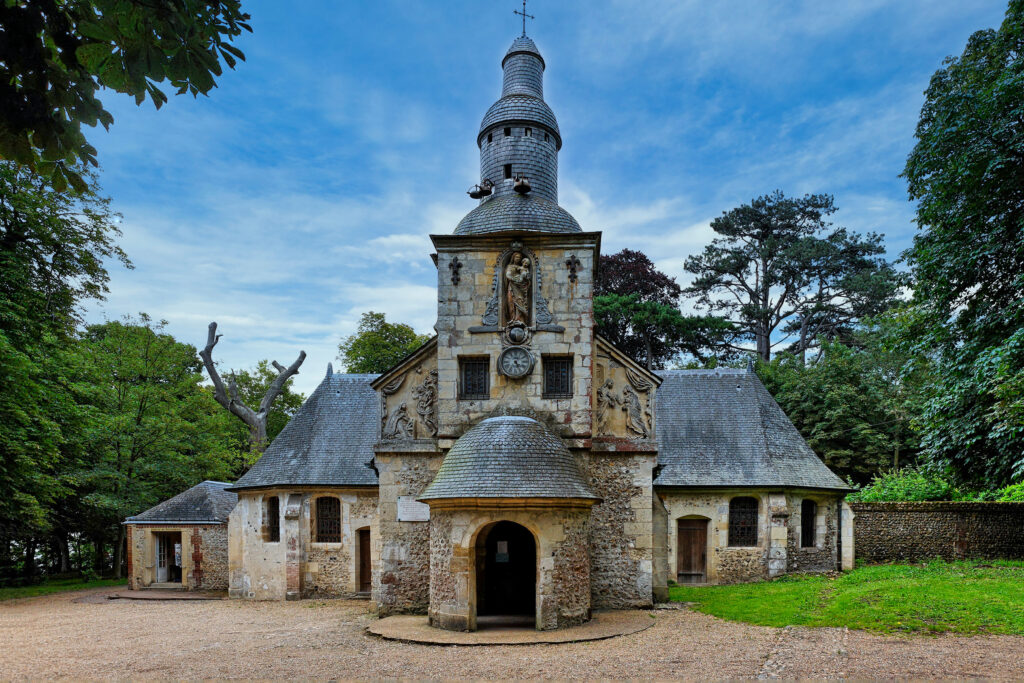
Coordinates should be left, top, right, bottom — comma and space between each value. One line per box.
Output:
653, 369, 850, 491
126, 481, 237, 524
479, 94, 560, 144
454, 193, 581, 235
419, 417, 599, 501
229, 370, 379, 491
503, 35, 544, 67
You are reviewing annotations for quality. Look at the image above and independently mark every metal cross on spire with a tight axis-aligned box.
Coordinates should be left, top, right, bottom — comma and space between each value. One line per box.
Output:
513, 0, 534, 36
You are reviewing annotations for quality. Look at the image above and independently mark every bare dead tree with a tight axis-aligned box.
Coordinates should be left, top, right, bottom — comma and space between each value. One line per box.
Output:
199, 321, 306, 452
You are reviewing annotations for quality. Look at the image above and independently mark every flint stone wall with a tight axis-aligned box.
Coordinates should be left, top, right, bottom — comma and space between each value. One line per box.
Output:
373, 453, 443, 615
582, 452, 655, 608
194, 525, 229, 589
850, 501, 1024, 562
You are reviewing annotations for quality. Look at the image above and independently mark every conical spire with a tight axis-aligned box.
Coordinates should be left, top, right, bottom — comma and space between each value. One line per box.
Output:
455, 35, 580, 236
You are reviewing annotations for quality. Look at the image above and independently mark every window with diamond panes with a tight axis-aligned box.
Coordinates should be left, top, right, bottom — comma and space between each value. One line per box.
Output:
316, 496, 341, 543
543, 356, 573, 398
728, 497, 759, 547
459, 358, 490, 399
265, 496, 280, 543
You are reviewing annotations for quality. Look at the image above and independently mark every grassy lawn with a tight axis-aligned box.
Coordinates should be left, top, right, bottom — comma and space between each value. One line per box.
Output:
669, 559, 1024, 635
0, 577, 127, 601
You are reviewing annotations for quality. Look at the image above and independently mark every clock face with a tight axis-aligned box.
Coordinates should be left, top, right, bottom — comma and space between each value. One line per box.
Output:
499, 347, 534, 378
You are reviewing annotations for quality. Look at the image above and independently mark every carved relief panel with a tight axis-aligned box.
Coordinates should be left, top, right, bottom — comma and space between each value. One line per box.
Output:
380, 358, 439, 441
594, 341, 656, 440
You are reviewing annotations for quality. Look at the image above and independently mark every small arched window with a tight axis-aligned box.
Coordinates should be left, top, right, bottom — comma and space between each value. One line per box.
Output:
316, 497, 341, 543
801, 499, 817, 548
728, 497, 759, 547
265, 496, 280, 543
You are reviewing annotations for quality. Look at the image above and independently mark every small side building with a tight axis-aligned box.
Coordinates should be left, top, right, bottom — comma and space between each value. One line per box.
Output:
124, 480, 237, 591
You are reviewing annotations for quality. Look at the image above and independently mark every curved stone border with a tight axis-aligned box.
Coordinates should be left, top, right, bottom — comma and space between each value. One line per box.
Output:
366, 609, 655, 646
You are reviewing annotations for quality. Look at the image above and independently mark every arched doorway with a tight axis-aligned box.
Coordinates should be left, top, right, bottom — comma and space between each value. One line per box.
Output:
476, 521, 536, 617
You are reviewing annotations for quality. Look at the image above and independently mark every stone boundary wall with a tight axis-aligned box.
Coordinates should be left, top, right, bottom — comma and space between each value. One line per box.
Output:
850, 502, 1024, 562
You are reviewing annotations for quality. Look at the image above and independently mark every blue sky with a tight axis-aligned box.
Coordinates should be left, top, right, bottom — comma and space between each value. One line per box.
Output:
86, 0, 1009, 395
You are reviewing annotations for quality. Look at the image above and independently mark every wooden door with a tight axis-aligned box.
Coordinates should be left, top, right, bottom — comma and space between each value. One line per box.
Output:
677, 519, 708, 584
358, 529, 371, 592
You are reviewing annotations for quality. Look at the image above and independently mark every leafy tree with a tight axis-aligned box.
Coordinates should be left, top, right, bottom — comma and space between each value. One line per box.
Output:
684, 191, 901, 362
757, 319, 930, 484
0, 162, 128, 577
594, 249, 733, 368
594, 293, 734, 370
0, 1, 251, 191
901, 0, 1024, 486
71, 315, 239, 577
337, 311, 430, 374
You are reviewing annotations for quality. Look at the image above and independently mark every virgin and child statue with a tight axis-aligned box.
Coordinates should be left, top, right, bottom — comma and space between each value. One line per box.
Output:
504, 252, 531, 325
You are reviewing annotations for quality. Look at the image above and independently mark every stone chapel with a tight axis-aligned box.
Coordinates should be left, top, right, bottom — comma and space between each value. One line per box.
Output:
130, 33, 854, 631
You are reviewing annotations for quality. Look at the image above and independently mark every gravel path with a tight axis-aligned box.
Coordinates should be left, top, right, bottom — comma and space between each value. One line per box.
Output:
2, 588, 1022, 679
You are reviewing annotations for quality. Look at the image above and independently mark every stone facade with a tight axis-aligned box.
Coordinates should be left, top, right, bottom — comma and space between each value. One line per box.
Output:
228, 488, 378, 600
659, 489, 846, 585
850, 502, 1024, 563
430, 233, 599, 442
426, 502, 593, 631
196, 31, 854, 633
126, 523, 228, 591
372, 452, 443, 615
582, 452, 656, 607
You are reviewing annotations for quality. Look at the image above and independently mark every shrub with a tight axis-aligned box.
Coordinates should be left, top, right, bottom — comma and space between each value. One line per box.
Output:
846, 468, 953, 502
997, 482, 1024, 502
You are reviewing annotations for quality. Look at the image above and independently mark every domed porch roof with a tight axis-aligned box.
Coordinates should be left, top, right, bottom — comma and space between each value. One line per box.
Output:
419, 416, 598, 501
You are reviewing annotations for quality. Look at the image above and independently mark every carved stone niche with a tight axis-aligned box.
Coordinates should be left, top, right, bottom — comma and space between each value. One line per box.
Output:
474, 241, 562, 334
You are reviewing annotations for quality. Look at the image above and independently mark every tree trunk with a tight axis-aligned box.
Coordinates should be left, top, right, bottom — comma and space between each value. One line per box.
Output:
93, 536, 105, 573
113, 526, 125, 579
22, 538, 37, 579
56, 532, 70, 573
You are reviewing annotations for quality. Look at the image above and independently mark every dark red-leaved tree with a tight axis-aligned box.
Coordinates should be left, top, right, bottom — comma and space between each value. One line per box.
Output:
595, 249, 733, 369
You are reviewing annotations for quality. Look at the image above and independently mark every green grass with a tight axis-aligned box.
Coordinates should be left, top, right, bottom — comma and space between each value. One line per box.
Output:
669, 559, 1024, 635
0, 577, 127, 601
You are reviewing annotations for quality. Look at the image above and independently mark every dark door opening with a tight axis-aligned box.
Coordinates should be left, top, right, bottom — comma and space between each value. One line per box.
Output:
476, 521, 536, 617
358, 528, 371, 593
677, 519, 708, 584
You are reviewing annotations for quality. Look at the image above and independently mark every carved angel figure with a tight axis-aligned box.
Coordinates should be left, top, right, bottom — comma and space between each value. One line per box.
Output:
504, 252, 531, 324
621, 385, 649, 439
596, 378, 618, 435
412, 370, 439, 437
383, 402, 414, 440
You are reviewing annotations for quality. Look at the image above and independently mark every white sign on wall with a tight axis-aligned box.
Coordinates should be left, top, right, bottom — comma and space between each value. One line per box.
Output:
397, 496, 430, 522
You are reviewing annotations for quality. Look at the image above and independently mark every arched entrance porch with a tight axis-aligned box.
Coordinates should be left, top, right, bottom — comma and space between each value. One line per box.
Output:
475, 521, 536, 621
